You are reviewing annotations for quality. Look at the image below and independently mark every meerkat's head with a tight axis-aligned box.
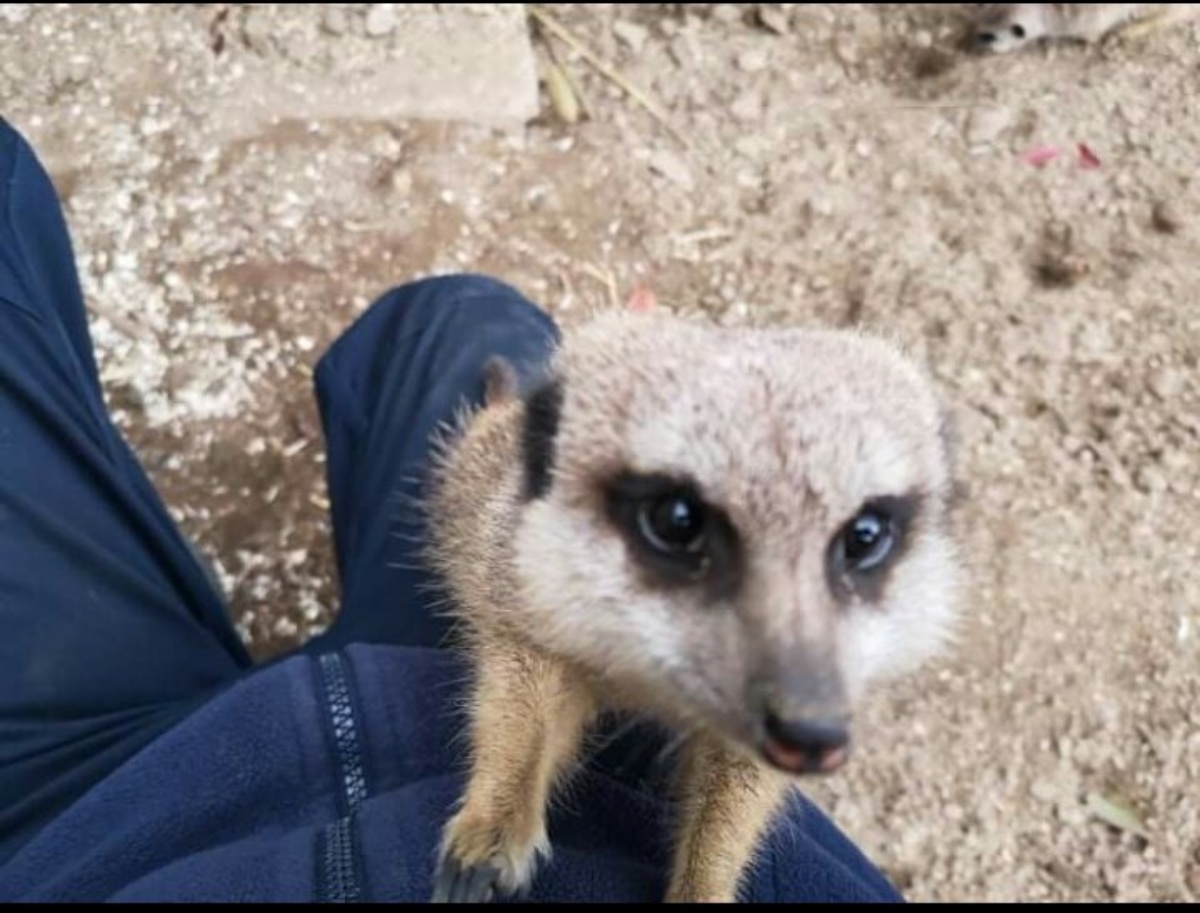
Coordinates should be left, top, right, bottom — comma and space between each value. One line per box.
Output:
973, 3, 1048, 52
507, 312, 960, 777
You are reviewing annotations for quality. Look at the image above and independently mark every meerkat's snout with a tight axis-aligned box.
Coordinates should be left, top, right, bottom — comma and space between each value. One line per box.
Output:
753, 650, 852, 775
762, 713, 851, 775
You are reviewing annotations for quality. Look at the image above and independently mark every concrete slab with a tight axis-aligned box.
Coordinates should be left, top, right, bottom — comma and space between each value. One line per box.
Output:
208, 4, 539, 139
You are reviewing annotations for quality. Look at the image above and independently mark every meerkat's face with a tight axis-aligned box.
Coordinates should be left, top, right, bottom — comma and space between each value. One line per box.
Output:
511, 313, 960, 777
973, 3, 1045, 52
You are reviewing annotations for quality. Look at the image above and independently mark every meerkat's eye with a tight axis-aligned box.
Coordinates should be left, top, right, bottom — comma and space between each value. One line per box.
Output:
639, 493, 708, 555
605, 472, 744, 599
1010, 23, 1027, 38
977, 30, 998, 44
842, 509, 895, 572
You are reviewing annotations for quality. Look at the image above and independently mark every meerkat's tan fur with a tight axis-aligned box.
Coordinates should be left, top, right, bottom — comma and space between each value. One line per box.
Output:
973, 3, 1198, 52
428, 310, 960, 903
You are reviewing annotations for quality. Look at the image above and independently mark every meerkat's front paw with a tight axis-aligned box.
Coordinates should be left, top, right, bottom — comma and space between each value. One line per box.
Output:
431, 807, 550, 903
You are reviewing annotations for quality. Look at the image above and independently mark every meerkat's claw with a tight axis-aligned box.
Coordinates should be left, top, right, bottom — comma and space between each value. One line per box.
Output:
431, 856, 502, 904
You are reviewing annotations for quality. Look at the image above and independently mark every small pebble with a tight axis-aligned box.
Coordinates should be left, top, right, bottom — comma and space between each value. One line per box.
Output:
737, 48, 769, 73
712, 5, 742, 25
731, 91, 763, 122
756, 6, 791, 35
322, 7, 349, 35
647, 149, 694, 190
1151, 200, 1182, 235
1148, 368, 1184, 400
0, 5, 30, 24
966, 107, 1014, 149
1135, 466, 1167, 495
242, 9, 273, 51
365, 4, 398, 38
613, 19, 649, 54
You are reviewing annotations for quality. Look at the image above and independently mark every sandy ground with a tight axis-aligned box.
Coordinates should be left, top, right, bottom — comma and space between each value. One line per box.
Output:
2, 3, 1198, 902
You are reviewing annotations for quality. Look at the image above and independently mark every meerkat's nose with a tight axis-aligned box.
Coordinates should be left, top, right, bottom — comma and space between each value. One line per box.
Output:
762, 712, 851, 775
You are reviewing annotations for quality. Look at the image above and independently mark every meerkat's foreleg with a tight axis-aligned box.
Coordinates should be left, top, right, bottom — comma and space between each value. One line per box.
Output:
433, 644, 596, 903
666, 735, 790, 904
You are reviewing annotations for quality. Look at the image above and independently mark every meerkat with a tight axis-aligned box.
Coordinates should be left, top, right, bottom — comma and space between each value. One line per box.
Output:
972, 3, 1197, 52
426, 310, 961, 904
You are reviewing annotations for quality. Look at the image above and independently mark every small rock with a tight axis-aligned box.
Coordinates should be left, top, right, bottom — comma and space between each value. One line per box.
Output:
1134, 465, 1167, 495
915, 29, 934, 48
647, 149, 694, 190
737, 48, 770, 73
1151, 200, 1182, 235
369, 132, 403, 159
1148, 368, 1184, 400
834, 34, 859, 66
966, 107, 1014, 149
730, 91, 763, 122
613, 19, 649, 54
755, 5, 791, 35
854, 139, 873, 159
365, 4, 398, 38
1162, 448, 1192, 473
890, 172, 910, 192
241, 8, 273, 52
712, 5, 743, 25
272, 616, 299, 640
322, 7, 349, 36
49, 57, 89, 90
391, 170, 414, 195
734, 136, 763, 158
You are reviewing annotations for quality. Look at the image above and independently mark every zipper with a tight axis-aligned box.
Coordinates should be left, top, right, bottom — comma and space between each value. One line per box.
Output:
316, 652, 368, 903
319, 817, 362, 904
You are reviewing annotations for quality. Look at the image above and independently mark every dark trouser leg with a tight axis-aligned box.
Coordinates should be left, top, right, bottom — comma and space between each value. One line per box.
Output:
0, 121, 251, 863
306, 275, 559, 652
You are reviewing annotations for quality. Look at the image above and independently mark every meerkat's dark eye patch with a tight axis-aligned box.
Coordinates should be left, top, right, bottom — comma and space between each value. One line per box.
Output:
827, 494, 921, 602
604, 472, 744, 602
522, 379, 563, 501
1010, 23, 1027, 38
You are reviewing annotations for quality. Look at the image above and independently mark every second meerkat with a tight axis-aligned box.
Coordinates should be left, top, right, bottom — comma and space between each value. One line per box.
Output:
427, 309, 962, 903
973, 3, 1198, 52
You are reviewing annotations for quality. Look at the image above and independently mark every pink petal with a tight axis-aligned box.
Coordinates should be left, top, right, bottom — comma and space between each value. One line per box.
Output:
626, 285, 659, 313
1078, 142, 1102, 170
1024, 144, 1063, 168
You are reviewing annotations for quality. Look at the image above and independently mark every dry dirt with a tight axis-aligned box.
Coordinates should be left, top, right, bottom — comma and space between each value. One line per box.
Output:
2, 3, 1198, 903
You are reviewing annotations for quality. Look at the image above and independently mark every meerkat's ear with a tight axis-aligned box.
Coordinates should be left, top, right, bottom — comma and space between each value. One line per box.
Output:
483, 356, 521, 408
522, 376, 563, 501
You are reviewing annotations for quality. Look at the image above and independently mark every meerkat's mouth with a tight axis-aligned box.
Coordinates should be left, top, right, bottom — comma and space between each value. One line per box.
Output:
758, 716, 853, 776
762, 739, 851, 776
